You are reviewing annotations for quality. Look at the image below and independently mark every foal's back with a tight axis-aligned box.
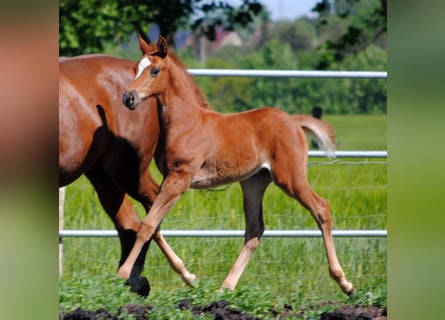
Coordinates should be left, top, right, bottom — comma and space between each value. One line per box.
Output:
184, 106, 307, 189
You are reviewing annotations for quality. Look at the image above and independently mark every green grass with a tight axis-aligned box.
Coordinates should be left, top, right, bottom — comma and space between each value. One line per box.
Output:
60, 275, 386, 319
59, 114, 386, 318
325, 114, 387, 150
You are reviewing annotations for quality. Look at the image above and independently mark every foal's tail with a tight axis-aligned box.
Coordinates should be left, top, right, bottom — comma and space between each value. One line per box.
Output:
291, 114, 336, 159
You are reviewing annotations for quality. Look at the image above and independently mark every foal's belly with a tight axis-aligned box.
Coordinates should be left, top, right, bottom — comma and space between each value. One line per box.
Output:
190, 160, 270, 189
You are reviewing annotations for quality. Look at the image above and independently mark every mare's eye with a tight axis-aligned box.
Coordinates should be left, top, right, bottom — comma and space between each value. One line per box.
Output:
151, 67, 160, 77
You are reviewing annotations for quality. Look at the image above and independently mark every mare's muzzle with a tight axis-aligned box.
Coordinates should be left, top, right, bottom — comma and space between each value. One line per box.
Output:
123, 90, 141, 110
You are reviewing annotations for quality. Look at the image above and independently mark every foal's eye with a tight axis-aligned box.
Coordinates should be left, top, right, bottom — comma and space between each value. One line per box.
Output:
151, 67, 160, 77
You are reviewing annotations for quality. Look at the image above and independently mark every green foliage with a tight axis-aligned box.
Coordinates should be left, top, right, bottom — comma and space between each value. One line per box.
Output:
220, 284, 274, 317
164, 1, 387, 116
349, 283, 387, 309
60, 1, 386, 116
59, 0, 151, 56
59, 273, 146, 315
188, 40, 386, 115
59, 277, 387, 319
270, 18, 318, 52
313, 0, 387, 69
196, 57, 255, 113
59, 0, 263, 56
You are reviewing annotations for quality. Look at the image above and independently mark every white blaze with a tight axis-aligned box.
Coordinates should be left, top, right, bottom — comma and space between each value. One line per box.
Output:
135, 57, 151, 79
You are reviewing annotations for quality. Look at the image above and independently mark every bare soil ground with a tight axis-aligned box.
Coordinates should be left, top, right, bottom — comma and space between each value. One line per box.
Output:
59, 299, 387, 319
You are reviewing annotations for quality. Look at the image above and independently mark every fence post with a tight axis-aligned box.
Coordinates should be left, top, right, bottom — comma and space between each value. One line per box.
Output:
59, 187, 65, 276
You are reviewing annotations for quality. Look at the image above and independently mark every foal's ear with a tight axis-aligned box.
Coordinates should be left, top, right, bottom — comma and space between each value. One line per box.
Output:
138, 34, 154, 54
157, 36, 168, 58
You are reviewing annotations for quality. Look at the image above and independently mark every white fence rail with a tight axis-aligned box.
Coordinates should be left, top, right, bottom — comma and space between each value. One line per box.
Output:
309, 150, 386, 158
188, 69, 387, 79
60, 229, 386, 238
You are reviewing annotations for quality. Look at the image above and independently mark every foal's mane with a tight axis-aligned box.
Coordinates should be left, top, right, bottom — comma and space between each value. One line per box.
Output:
167, 53, 211, 110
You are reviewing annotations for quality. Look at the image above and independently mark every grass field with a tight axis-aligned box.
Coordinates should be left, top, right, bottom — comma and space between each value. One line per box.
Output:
59, 114, 387, 318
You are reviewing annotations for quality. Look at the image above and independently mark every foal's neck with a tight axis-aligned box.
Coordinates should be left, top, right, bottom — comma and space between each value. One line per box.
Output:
157, 59, 206, 119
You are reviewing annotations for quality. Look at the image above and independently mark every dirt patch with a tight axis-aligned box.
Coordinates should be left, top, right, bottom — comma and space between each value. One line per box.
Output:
60, 304, 153, 320
290, 301, 387, 320
320, 305, 386, 320
59, 300, 386, 319
178, 299, 259, 319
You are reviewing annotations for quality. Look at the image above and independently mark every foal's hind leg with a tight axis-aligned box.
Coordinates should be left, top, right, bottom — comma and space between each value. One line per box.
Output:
221, 169, 271, 290
273, 165, 355, 295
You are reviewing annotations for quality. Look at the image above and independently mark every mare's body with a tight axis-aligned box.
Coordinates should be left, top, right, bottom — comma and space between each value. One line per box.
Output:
59, 54, 195, 296
119, 37, 354, 295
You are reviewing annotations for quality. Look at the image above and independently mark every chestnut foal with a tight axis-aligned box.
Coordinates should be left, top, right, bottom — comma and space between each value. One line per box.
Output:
119, 36, 354, 295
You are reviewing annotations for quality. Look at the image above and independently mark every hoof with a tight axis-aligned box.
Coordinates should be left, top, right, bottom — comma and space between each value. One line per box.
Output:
347, 287, 357, 297
190, 276, 199, 287
340, 281, 355, 296
126, 276, 151, 298
342, 283, 356, 297
218, 287, 232, 294
117, 268, 130, 280
183, 273, 198, 287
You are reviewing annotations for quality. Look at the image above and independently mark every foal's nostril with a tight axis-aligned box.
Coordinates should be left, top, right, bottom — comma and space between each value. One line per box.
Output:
123, 91, 136, 109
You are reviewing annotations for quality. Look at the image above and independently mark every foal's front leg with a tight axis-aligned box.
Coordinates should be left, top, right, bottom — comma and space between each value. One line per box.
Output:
117, 173, 192, 281
152, 230, 197, 285
137, 170, 196, 286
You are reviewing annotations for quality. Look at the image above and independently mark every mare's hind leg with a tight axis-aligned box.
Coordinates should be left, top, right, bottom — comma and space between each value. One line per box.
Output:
221, 169, 271, 290
272, 161, 355, 295
85, 169, 151, 297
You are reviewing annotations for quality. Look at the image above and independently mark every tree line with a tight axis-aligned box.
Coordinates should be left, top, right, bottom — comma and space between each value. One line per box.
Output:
180, 1, 386, 115
59, 0, 386, 115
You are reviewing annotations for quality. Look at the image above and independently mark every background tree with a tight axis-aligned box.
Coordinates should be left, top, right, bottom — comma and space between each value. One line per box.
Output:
60, 0, 386, 116
192, 29, 386, 115
59, 0, 262, 56
312, 0, 387, 69
270, 18, 317, 52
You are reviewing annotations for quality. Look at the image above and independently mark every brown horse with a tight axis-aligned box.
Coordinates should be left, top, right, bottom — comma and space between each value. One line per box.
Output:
119, 36, 354, 295
59, 54, 197, 296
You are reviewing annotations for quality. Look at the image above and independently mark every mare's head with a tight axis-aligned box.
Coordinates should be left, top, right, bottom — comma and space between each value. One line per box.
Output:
123, 35, 170, 110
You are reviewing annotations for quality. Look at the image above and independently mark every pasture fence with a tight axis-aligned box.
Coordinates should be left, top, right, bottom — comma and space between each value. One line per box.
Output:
59, 186, 65, 276
59, 150, 387, 275
60, 229, 386, 238
187, 69, 387, 78
59, 69, 387, 276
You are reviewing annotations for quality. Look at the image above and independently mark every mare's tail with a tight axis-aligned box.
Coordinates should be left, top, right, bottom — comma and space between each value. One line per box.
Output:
291, 114, 336, 159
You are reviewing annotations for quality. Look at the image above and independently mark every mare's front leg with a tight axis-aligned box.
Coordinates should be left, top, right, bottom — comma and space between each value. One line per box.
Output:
85, 170, 151, 296
117, 172, 192, 280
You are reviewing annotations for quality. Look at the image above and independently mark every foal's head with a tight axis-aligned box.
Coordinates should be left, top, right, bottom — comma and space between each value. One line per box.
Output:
123, 35, 170, 110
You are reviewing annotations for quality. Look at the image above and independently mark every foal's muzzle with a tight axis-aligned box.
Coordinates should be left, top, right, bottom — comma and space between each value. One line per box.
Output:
122, 90, 141, 110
